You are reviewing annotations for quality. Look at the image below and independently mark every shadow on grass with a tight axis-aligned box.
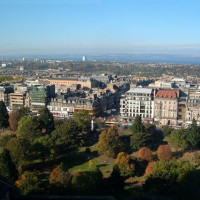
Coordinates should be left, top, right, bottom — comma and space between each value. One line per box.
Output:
24, 150, 99, 172
96, 163, 108, 168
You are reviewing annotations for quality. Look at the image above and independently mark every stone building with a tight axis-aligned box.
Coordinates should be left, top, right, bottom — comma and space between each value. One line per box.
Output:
154, 89, 179, 125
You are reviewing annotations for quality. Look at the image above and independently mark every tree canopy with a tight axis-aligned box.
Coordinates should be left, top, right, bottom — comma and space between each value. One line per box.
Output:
38, 107, 54, 134
0, 101, 9, 129
17, 116, 41, 142
97, 127, 124, 158
73, 110, 91, 132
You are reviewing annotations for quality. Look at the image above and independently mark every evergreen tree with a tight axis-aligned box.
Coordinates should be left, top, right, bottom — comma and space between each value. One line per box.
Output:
107, 165, 125, 196
131, 131, 151, 151
132, 115, 145, 133
38, 107, 54, 134
0, 149, 18, 180
0, 101, 9, 129
187, 119, 200, 149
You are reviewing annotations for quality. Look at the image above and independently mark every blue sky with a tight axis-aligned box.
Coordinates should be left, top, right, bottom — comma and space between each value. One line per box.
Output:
0, 0, 200, 55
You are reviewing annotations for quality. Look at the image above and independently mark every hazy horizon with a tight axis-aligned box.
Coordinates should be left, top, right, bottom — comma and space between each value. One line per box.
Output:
1, 0, 200, 56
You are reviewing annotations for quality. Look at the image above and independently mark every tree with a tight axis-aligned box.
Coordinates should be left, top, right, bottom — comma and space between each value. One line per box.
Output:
38, 107, 54, 134
138, 147, 152, 162
0, 134, 15, 148
97, 127, 124, 158
17, 116, 41, 142
145, 161, 154, 175
187, 119, 200, 149
15, 171, 41, 195
0, 101, 9, 129
165, 128, 188, 151
144, 160, 195, 198
145, 123, 163, 147
6, 137, 31, 166
71, 168, 103, 195
131, 131, 151, 151
88, 160, 94, 168
157, 145, 172, 161
73, 110, 91, 132
49, 164, 72, 192
131, 118, 158, 151
18, 106, 30, 117
132, 115, 145, 133
0, 149, 18, 180
162, 125, 174, 137
30, 142, 50, 162
9, 110, 21, 131
51, 119, 79, 148
9, 107, 30, 131
115, 152, 136, 177
107, 165, 125, 196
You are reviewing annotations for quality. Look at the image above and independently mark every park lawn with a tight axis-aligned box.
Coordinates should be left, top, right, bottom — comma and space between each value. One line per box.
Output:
67, 145, 115, 177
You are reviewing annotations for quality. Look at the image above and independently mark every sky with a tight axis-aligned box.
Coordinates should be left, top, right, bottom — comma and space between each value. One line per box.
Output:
0, 0, 200, 56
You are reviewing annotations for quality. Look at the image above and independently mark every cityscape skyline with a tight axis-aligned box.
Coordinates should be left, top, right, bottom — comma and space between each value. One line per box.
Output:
0, 0, 200, 55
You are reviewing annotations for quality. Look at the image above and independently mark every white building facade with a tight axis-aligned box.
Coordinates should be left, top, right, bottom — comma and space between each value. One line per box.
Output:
120, 87, 154, 120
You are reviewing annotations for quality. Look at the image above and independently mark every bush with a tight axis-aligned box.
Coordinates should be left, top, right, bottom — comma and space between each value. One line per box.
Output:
157, 145, 172, 161
138, 147, 152, 162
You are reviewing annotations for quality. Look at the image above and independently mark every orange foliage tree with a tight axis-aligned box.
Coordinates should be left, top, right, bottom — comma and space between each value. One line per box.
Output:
138, 147, 152, 162
49, 164, 72, 189
115, 152, 136, 177
9, 110, 21, 131
157, 145, 172, 161
145, 161, 154, 175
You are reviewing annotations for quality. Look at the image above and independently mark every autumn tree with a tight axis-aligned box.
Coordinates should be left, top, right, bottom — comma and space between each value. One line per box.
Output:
157, 145, 172, 161
38, 107, 54, 134
9, 110, 21, 131
0, 101, 9, 129
17, 116, 41, 142
73, 110, 91, 132
138, 147, 152, 162
9, 107, 30, 131
145, 161, 154, 175
97, 127, 124, 158
49, 164, 72, 192
0, 149, 18, 180
115, 152, 136, 177
15, 171, 41, 195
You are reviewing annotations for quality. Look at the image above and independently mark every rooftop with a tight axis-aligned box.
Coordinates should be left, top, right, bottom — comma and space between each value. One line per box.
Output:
127, 87, 153, 94
156, 89, 178, 99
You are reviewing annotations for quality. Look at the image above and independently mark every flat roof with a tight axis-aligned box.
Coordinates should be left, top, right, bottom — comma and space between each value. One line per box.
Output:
127, 87, 153, 94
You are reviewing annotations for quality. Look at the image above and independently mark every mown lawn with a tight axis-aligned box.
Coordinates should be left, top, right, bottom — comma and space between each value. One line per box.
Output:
67, 145, 115, 177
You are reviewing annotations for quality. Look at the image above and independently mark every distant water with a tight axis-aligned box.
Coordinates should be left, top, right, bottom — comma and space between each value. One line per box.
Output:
3, 54, 200, 64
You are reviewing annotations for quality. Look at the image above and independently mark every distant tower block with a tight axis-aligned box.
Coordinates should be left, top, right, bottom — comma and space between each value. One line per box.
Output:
22, 57, 25, 61
82, 56, 86, 62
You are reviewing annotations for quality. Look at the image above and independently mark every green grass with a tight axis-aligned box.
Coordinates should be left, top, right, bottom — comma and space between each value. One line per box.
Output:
67, 145, 115, 177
